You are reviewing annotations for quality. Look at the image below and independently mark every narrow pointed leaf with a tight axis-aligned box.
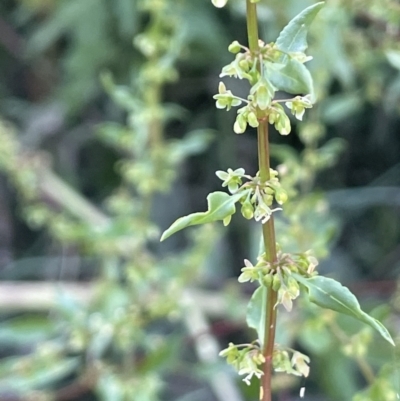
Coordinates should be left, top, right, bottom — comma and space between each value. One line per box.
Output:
276, 2, 324, 55
160, 191, 243, 241
246, 286, 267, 347
293, 274, 395, 346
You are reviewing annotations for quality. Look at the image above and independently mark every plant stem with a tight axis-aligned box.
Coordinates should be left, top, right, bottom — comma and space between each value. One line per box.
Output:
246, 2, 278, 400
246, 0, 259, 51
259, 122, 278, 401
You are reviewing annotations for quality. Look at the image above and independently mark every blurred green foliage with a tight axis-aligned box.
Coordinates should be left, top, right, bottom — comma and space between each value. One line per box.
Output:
0, 0, 399, 400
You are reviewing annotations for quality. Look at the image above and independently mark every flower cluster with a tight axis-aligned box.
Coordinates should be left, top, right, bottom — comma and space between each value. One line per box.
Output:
215, 168, 288, 224
213, 38, 315, 135
238, 250, 318, 311
285, 95, 313, 121
219, 342, 311, 384
273, 347, 310, 377
219, 342, 265, 385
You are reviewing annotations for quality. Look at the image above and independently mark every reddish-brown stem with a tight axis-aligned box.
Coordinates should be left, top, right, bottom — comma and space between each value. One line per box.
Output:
259, 122, 278, 401
246, 2, 279, 400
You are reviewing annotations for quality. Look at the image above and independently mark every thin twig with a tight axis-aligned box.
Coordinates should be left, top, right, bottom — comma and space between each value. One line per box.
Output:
181, 290, 244, 401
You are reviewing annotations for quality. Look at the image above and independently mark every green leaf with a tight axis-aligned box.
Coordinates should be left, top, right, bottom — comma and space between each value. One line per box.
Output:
0, 357, 79, 393
246, 286, 267, 347
0, 315, 54, 346
276, 2, 324, 56
160, 191, 244, 241
171, 129, 214, 159
293, 274, 395, 346
386, 50, 400, 71
265, 59, 313, 95
112, 0, 138, 38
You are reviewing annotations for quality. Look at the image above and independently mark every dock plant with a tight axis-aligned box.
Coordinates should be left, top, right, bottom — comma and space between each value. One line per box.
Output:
161, 1, 395, 400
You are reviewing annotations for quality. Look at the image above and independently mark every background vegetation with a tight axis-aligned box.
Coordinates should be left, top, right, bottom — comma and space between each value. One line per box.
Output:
0, 0, 399, 400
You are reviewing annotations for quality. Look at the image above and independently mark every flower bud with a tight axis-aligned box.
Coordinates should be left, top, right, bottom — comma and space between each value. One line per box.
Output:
241, 201, 254, 220
287, 276, 300, 298
275, 188, 288, 205
234, 114, 247, 134
228, 41, 241, 54
239, 59, 250, 71
247, 111, 259, 128
263, 274, 273, 288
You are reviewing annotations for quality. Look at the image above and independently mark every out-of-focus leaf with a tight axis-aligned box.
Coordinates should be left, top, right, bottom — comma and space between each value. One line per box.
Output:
27, 0, 88, 55
138, 336, 183, 374
170, 129, 214, 159
321, 23, 356, 89
88, 326, 114, 359
386, 50, 400, 70
318, 351, 358, 399
246, 286, 267, 347
0, 315, 54, 346
321, 92, 363, 124
112, 0, 138, 38
0, 357, 79, 393
96, 371, 124, 401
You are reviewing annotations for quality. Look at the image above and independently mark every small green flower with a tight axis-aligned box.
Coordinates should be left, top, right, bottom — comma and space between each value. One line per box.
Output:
220, 54, 252, 80
277, 287, 294, 311
268, 104, 291, 135
250, 78, 275, 110
238, 259, 258, 283
213, 84, 242, 111
215, 168, 245, 192
291, 351, 310, 377
274, 187, 288, 205
285, 95, 313, 121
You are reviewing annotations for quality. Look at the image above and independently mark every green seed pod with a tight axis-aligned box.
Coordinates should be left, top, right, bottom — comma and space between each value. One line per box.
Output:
287, 276, 300, 298
272, 274, 281, 291
247, 111, 259, 128
263, 274, 273, 288
241, 201, 254, 220
239, 59, 250, 71
264, 194, 273, 206
275, 188, 288, 205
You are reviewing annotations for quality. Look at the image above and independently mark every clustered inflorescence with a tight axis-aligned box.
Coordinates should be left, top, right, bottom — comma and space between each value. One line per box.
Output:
162, 0, 395, 393
213, 39, 313, 136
